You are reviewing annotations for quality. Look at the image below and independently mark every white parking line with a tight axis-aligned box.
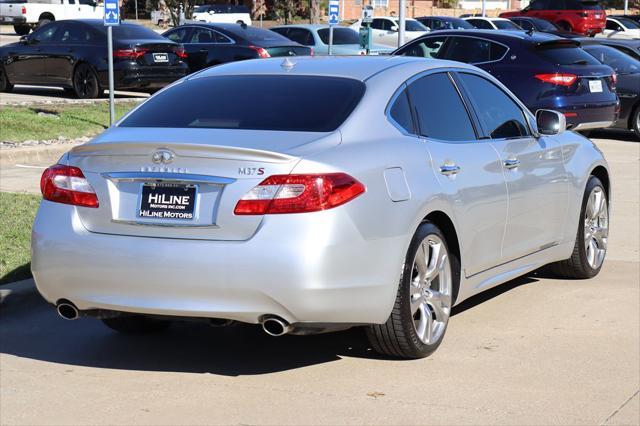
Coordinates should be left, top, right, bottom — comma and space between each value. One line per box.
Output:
15, 164, 47, 169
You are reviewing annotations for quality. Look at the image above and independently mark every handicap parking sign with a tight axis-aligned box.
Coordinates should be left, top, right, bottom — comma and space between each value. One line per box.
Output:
104, 0, 120, 26
328, 0, 339, 25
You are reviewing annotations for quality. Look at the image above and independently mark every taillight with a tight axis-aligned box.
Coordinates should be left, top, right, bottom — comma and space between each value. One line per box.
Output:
113, 48, 148, 60
175, 47, 188, 59
535, 73, 578, 86
21, 5, 26, 14
234, 173, 365, 215
610, 73, 617, 86
248, 45, 270, 59
40, 165, 99, 208
309, 47, 314, 56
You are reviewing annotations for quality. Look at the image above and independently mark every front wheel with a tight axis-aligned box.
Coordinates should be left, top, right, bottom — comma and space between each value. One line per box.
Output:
0, 64, 13, 93
549, 176, 609, 278
367, 222, 459, 359
72, 63, 100, 99
632, 106, 640, 140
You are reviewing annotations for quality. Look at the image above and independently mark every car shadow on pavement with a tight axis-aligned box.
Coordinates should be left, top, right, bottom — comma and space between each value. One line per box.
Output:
588, 129, 639, 143
0, 275, 539, 375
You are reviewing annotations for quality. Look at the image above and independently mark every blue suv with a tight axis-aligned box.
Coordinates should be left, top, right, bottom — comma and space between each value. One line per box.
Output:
394, 30, 618, 130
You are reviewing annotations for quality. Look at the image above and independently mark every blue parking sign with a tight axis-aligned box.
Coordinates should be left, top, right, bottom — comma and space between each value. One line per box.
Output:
328, 0, 339, 25
104, 0, 120, 26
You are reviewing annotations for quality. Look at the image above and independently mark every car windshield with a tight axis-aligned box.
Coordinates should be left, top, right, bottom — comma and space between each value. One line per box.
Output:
318, 27, 359, 44
584, 45, 640, 74
396, 20, 428, 31
445, 18, 474, 29
226, 26, 290, 43
617, 18, 640, 29
119, 75, 366, 132
494, 20, 521, 30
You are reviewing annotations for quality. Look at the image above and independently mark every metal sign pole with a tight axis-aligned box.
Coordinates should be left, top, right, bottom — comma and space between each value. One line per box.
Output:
624, 0, 628, 15
328, 0, 339, 55
328, 25, 334, 55
107, 26, 115, 126
482, 0, 486, 17
398, 0, 405, 48
135, 0, 138, 21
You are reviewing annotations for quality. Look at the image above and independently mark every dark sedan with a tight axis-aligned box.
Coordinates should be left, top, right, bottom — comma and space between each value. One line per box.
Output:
0, 20, 188, 98
162, 23, 312, 73
393, 30, 618, 131
582, 43, 640, 138
577, 37, 640, 61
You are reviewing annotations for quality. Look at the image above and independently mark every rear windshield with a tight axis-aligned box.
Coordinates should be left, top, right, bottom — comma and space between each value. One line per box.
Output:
533, 18, 560, 31
566, 0, 602, 9
537, 43, 601, 65
108, 24, 164, 40
618, 17, 640, 29
225, 26, 291, 43
494, 20, 521, 30
444, 18, 474, 29
119, 75, 366, 132
318, 27, 359, 45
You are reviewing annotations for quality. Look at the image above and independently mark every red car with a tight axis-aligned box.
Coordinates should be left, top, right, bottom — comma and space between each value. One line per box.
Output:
500, 0, 606, 36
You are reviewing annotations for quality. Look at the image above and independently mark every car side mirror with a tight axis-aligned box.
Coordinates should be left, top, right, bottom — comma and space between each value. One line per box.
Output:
536, 109, 566, 135
390, 25, 398, 32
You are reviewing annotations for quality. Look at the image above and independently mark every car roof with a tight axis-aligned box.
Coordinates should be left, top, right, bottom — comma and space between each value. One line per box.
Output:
466, 17, 512, 21
417, 16, 465, 20
414, 29, 560, 42
271, 24, 341, 30
188, 55, 477, 82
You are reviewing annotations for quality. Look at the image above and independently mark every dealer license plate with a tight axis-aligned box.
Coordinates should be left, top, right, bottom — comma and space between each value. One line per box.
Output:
589, 80, 603, 93
153, 53, 169, 63
139, 183, 196, 220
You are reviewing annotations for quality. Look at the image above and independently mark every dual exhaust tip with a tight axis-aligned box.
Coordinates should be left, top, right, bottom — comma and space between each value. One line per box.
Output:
56, 301, 290, 336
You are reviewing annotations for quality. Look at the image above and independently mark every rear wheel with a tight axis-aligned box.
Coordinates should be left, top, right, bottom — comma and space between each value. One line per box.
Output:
0, 65, 13, 93
13, 24, 30, 35
102, 315, 171, 334
631, 106, 640, 140
72, 63, 100, 99
367, 222, 459, 359
549, 176, 608, 278
557, 21, 573, 32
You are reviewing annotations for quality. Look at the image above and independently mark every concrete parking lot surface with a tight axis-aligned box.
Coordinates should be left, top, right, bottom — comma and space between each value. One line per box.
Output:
1, 130, 638, 425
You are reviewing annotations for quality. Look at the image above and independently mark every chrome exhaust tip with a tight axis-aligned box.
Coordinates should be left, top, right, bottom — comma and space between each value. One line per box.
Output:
56, 302, 79, 321
261, 317, 291, 337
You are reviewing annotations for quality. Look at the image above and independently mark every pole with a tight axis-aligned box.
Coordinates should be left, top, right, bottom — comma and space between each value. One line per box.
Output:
107, 26, 115, 126
481, 0, 486, 17
135, 0, 138, 20
328, 25, 334, 55
398, 0, 405, 47
624, 0, 628, 15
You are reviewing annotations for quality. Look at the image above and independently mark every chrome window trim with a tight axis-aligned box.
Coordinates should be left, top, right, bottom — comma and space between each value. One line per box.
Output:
102, 172, 236, 185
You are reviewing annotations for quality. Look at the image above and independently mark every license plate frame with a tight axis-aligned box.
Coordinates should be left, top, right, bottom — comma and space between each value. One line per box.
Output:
589, 79, 603, 93
153, 52, 169, 63
138, 183, 197, 221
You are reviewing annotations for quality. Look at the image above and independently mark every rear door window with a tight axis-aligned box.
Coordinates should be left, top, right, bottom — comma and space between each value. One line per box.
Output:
444, 37, 507, 64
407, 72, 476, 142
285, 28, 314, 45
457, 73, 530, 139
467, 19, 493, 29
164, 27, 190, 43
389, 89, 414, 134
318, 28, 359, 45
119, 75, 366, 133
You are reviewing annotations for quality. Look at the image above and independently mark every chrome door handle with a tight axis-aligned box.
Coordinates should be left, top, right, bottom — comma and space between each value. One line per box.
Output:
439, 164, 461, 176
504, 158, 521, 169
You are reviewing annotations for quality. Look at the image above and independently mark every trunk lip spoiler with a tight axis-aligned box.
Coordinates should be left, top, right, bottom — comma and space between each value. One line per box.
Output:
101, 171, 236, 186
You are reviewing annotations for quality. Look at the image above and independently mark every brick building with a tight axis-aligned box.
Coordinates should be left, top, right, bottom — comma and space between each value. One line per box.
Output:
340, 0, 526, 20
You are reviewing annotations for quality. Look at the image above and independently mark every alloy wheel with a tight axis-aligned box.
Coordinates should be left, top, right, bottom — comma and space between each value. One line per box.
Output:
74, 65, 97, 98
583, 186, 608, 270
409, 234, 452, 345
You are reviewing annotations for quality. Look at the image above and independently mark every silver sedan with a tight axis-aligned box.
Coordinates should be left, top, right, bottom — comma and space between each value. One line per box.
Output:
32, 56, 611, 359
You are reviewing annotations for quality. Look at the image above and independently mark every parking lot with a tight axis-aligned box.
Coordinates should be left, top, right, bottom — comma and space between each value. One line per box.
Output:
1, 15, 639, 425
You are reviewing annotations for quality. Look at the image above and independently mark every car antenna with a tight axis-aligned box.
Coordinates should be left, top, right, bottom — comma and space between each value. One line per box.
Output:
281, 57, 295, 70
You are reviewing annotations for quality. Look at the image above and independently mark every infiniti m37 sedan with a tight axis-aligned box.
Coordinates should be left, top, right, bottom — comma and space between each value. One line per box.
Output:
32, 56, 610, 359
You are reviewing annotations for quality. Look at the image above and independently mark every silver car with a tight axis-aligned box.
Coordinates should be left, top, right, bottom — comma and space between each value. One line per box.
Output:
32, 56, 611, 359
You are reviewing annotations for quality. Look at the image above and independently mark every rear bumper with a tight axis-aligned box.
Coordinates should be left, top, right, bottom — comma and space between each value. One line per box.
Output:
99, 63, 189, 91
0, 15, 26, 24
31, 201, 405, 325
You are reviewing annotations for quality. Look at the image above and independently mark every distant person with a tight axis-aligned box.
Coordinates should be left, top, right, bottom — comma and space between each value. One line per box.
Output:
158, 0, 169, 29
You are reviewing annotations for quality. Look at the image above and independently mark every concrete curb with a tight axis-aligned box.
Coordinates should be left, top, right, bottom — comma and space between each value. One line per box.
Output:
0, 278, 36, 304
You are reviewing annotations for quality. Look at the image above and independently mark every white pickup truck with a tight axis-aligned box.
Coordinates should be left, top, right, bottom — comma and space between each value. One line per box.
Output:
0, 0, 103, 35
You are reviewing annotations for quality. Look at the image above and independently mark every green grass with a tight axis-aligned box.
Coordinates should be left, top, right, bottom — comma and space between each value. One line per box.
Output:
0, 192, 41, 284
0, 102, 138, 143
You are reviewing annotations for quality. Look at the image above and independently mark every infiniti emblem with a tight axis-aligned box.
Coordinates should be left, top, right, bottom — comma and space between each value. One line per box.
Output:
152, 149, 175, 164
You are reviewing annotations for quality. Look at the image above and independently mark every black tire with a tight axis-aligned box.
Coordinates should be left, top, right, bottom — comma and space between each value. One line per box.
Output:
72, 63, 100, 99
102, 315, 171, 334
557, 21, 572, 32
548, 176, 608, 279
631, 106, 640, 140
0, 64, 13, 93
366, 222, 460, 359
13, 24, 30, 35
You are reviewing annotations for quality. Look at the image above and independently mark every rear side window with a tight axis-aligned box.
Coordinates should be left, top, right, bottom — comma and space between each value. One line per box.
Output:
164, 28, 189, 43
318, 28, 359, 45
120, 75, 365, 133
537, 43, 600, 65
445, 37, 507, 64
285, 28, 314, 45
407, 73, 476, 142
457, 73, 530, 139
467, 19, 493, 29
389, 89, 414, 134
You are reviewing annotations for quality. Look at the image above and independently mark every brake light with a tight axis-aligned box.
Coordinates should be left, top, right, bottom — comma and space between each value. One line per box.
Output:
234, 173, 365, 215
21, 5, 26, 14
611, 73, 617, 85
248, 45, 270, 58
113, 48, 148, 60
309, 47, 314, 56
40, 165, 99, 208
174, 47, 188, 59
535, 73, 578, 86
